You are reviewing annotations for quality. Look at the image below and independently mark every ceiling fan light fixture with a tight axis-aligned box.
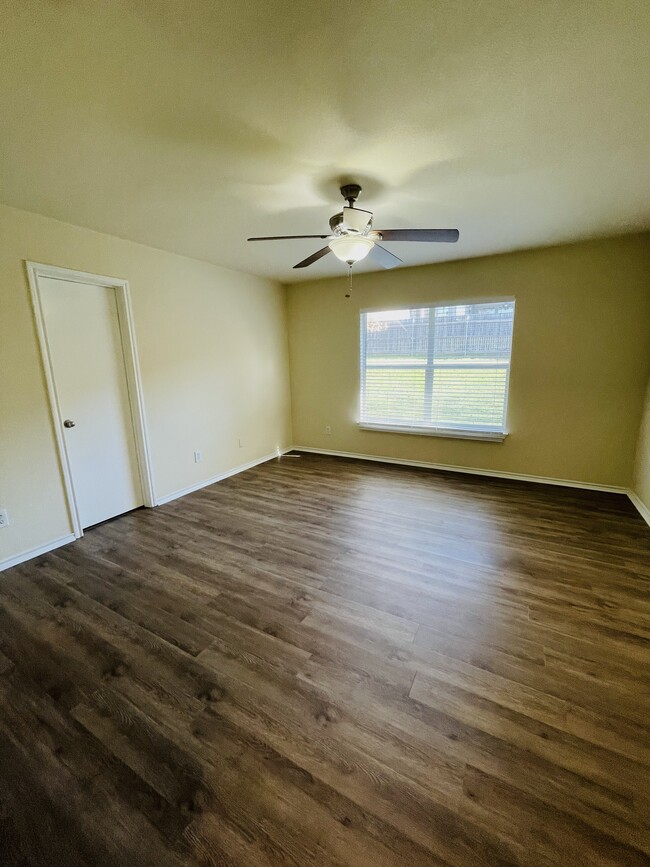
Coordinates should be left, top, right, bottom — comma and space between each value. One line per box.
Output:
247, 183, 459, 274
328, 234, 374, 264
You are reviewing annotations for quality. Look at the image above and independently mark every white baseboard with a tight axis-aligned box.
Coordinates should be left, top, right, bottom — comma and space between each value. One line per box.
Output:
0, 533, 76, 573
3, 449, 643, 574
289, 446, 629, 494
155, 447, 292, 506
627, 490, 650, 527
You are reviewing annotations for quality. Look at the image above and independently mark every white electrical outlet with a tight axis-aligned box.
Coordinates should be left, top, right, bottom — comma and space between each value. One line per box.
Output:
194, 450, 202, 463
325, 425, 332, 435
0, 508, 9, 528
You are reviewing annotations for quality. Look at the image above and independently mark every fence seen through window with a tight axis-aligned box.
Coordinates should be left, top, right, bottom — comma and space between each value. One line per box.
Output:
360, 300, 515, 435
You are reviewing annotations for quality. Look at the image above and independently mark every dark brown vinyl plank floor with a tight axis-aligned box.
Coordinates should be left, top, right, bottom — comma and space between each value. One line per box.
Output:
1, 452, 649, 866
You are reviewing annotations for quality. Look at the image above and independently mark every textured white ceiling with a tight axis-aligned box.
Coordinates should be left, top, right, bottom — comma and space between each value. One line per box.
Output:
1, 0, 649, 282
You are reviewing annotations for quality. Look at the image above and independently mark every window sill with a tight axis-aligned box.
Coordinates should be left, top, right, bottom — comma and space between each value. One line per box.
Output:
358, 423, 507, 442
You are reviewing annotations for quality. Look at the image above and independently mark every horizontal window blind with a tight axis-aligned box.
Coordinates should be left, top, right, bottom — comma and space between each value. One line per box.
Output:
360, 301, 515, 435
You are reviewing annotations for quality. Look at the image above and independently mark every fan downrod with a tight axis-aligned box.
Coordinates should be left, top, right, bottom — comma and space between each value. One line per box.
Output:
340, 183, 362, 207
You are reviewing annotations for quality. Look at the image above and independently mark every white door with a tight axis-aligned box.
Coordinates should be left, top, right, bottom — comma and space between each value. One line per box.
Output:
39, 276, 144, 529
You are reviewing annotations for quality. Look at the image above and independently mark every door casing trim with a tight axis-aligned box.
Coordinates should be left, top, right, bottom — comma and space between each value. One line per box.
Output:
26, 261, 156, 537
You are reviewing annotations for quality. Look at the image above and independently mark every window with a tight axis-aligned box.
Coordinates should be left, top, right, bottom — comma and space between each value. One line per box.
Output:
359, 300, 515, 440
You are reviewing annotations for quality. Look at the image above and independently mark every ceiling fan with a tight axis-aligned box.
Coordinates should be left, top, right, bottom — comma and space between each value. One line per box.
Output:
248, 183, 459, 271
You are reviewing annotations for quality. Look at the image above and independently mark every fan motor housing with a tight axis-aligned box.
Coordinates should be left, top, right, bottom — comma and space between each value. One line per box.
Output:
329, 212, 344, 234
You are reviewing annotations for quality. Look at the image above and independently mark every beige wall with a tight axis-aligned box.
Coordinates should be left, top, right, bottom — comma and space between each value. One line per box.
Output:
0, 204, 292, 566
2, 208, 647, 568
633, 377, 650, 517
288, 234, 650, 488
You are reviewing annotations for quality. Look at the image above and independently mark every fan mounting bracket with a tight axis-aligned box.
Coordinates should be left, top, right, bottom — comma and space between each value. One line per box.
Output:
340, 183, 362, 207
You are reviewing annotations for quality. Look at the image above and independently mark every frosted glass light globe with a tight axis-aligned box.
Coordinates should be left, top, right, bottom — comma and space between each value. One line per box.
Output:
328, 235, 375, 264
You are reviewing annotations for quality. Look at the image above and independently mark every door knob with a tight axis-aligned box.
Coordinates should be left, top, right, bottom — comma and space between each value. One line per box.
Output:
63, 419, 76, 428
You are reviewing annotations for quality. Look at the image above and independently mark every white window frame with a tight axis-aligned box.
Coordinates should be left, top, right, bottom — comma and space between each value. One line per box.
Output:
359, 299, 515, 442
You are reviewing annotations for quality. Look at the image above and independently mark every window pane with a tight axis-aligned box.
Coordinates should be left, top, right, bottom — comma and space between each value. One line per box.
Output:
430, 365, 508, 429
365, 308, 428, 363
433, 303, 514, 362
364, 366, 426, 423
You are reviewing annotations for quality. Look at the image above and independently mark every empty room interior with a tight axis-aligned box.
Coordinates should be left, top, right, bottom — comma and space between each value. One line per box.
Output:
1, 2, 650, 865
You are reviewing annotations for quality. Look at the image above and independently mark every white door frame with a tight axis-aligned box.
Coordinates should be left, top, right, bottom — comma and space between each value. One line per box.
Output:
26, 261, 156, 538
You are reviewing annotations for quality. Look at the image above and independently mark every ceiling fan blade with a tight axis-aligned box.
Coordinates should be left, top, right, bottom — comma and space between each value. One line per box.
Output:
374, 229, 459, 243
293, 246, 332, 269
371, 244, 403, 269
248, 234, 330, 241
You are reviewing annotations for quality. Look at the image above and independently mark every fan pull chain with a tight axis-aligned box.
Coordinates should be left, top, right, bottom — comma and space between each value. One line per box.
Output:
345, 264, 352, 298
